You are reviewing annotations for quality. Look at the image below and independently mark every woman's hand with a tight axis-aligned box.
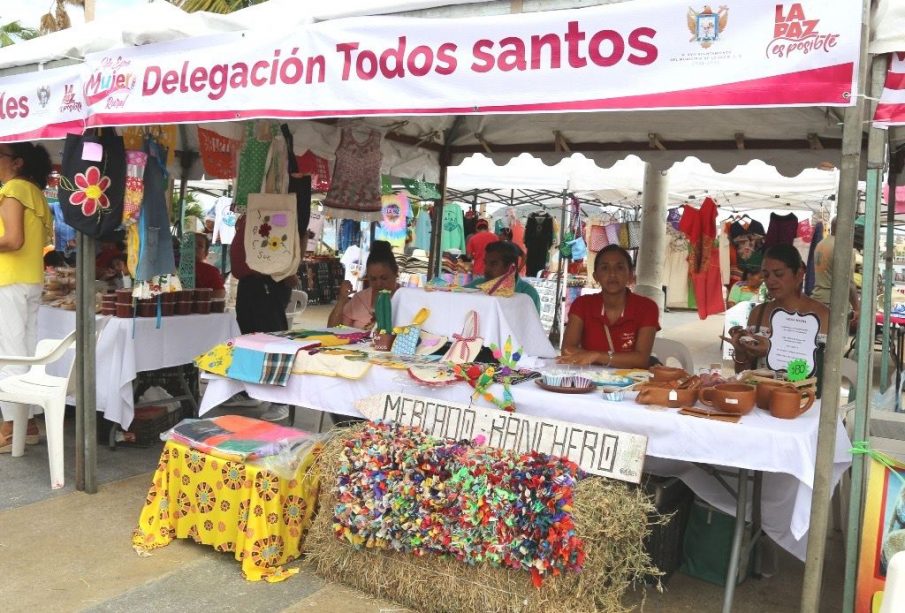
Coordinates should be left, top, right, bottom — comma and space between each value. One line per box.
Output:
557, 350, 601, 366
337, 280, 354, 301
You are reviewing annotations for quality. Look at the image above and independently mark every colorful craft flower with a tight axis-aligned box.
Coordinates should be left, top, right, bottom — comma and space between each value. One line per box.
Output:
332, 422, 585, 584
70, 166, 111, 216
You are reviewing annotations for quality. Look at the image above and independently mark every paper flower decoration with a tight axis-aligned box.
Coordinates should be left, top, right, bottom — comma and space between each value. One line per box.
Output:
332, 422, 585, 584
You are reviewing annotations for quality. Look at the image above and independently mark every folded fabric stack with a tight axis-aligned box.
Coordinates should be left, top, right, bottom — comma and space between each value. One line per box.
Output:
170, 415, 318, 462
195, 333, 318, 386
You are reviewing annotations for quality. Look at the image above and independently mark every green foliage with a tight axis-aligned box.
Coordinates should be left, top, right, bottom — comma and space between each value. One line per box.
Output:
0, 20, 38, 46
168, 0, 266, 14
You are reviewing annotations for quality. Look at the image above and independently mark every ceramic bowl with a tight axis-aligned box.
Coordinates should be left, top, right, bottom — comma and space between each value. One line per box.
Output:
649, 365, 688, 383
634, 382, 699, 408
700, 383, 757, 415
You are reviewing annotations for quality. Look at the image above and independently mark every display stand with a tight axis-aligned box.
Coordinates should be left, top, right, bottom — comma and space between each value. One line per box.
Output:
299, 257, 343, 304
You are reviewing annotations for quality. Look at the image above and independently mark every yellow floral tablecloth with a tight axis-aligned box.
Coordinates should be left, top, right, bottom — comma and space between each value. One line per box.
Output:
132, 440, 320, 581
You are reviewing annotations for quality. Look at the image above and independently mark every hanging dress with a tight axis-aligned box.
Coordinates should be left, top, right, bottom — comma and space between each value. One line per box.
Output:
322, 128, 383, 221
678, 197, 725, 319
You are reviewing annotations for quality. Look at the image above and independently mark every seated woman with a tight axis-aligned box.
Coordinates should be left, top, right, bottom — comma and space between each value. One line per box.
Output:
558, 245, 660, 368
725, 244, 829, 373
465, 241, 541, 312
726, 264, 763, 308
328, 240, 399, 329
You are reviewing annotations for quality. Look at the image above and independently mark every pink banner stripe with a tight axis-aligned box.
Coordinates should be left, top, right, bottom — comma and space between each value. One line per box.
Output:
874, 103, 905, 125
0, 120, 86, 142
84, 63, 856, 127
885, 71, 905, 92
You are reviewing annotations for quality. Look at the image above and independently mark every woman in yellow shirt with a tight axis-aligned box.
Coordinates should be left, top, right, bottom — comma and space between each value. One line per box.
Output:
0, 142, 53, 452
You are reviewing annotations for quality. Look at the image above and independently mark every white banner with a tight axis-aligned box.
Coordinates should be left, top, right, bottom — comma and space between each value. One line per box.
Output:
80, 0, 861, 127
356, 393, 648, 483
0, 64, 85, 141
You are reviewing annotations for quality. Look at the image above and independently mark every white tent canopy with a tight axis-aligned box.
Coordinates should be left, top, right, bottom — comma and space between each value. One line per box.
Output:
448, 153, 838, 211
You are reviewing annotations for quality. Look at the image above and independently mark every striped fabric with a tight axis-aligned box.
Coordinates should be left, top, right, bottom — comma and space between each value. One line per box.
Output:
874, 52, 905, 128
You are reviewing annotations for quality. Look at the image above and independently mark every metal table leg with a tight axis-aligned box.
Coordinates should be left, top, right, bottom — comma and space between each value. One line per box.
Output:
722, 467, 749, 613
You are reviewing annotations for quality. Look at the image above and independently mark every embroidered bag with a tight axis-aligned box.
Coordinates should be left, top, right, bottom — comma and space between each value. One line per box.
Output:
392, 308, 430, 355
58, 128, 126, 239
442, 310, 484, 364
588, 224, 609, 252
244, 193, 300, 280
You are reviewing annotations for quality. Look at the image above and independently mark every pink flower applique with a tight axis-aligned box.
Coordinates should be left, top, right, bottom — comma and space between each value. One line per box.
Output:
70, 166, 111, 216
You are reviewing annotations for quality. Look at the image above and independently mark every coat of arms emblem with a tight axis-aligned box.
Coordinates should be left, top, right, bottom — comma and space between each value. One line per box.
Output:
687, 5, 729, 48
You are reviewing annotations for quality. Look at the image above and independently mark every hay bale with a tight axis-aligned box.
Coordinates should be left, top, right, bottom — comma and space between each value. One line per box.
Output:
304, 425, 660, 613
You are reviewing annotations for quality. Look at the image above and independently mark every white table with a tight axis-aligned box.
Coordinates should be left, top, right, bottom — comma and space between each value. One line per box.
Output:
38, 306, 240, 428
201, 364, 851, 563
392, 287, 556, 358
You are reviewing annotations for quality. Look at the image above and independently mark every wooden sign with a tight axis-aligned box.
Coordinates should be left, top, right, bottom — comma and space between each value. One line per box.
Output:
355, 393, 647, 483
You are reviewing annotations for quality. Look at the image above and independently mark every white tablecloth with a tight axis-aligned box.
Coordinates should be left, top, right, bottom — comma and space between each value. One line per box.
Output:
201, 365, 851, 562
392, 287, 556, 358
38, 306, 240, 428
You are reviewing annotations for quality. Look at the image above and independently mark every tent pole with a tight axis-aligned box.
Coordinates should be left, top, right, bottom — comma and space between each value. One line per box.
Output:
428, 116, 463, 279
799, 0, 870, 608
881, 150, 903, 395
634, 163, 668, 311
842, 53, 889, 613
549, 189, 569, 347
74, 231, 98, 493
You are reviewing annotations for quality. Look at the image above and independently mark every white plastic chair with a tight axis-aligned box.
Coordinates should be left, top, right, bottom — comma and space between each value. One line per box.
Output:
285, 289, 308, 327
0, 330, 76, 489
652, 338, 695, 373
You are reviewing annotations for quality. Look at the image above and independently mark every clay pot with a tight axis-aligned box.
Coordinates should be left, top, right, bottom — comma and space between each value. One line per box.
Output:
756, 379, 791, 410
769, 386, 816, 419
175, 289, 193, 302
194, 301, 211, 315
175, 301, 192, 315
635, 383, 699, 408
649, 365, 688, 383
159, 291, 176, 304
137, 300, 157, 318
160, 301, 175, 317
193, 288, 213, 302
115, 303, 134, 318
700, 383, 757, 415
115, 288, 134, 305
210, 300, 226, 313
372, 332, 396, 352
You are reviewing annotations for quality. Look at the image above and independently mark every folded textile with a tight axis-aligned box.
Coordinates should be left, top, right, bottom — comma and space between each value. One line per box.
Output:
292, 349, 372, 379
169, 415, 318, 462
195, 333, 319, 386
273, 326, 370, 346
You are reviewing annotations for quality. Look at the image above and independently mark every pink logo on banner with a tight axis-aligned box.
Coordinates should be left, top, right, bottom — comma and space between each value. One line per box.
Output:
767, 3, 841, 59
84, 56, 136, 109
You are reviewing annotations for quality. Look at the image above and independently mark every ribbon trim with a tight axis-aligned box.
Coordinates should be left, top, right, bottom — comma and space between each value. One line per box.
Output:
851, 440, 905, 487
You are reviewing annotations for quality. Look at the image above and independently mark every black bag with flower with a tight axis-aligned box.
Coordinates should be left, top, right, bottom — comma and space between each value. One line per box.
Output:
58, 128, 126, 239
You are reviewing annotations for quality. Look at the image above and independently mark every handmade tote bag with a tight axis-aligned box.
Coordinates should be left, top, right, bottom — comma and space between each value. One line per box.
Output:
58, 128, 126, 239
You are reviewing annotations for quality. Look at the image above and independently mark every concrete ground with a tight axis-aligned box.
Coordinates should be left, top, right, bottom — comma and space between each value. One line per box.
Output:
0, 305, 849, 612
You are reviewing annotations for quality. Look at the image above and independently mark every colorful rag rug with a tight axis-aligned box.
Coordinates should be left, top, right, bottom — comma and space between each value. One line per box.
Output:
169, 415, 319, 463
333, 422, 585, 585
195, 333, 319, 386
133, 439, 320, 582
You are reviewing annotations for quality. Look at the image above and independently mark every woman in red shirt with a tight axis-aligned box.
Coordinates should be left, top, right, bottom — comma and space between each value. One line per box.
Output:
559, 245, 660, 368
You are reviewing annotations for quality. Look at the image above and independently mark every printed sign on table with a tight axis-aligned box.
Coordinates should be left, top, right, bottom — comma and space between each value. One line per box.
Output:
766, 308, 820, 376
356, 392, 647, 483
